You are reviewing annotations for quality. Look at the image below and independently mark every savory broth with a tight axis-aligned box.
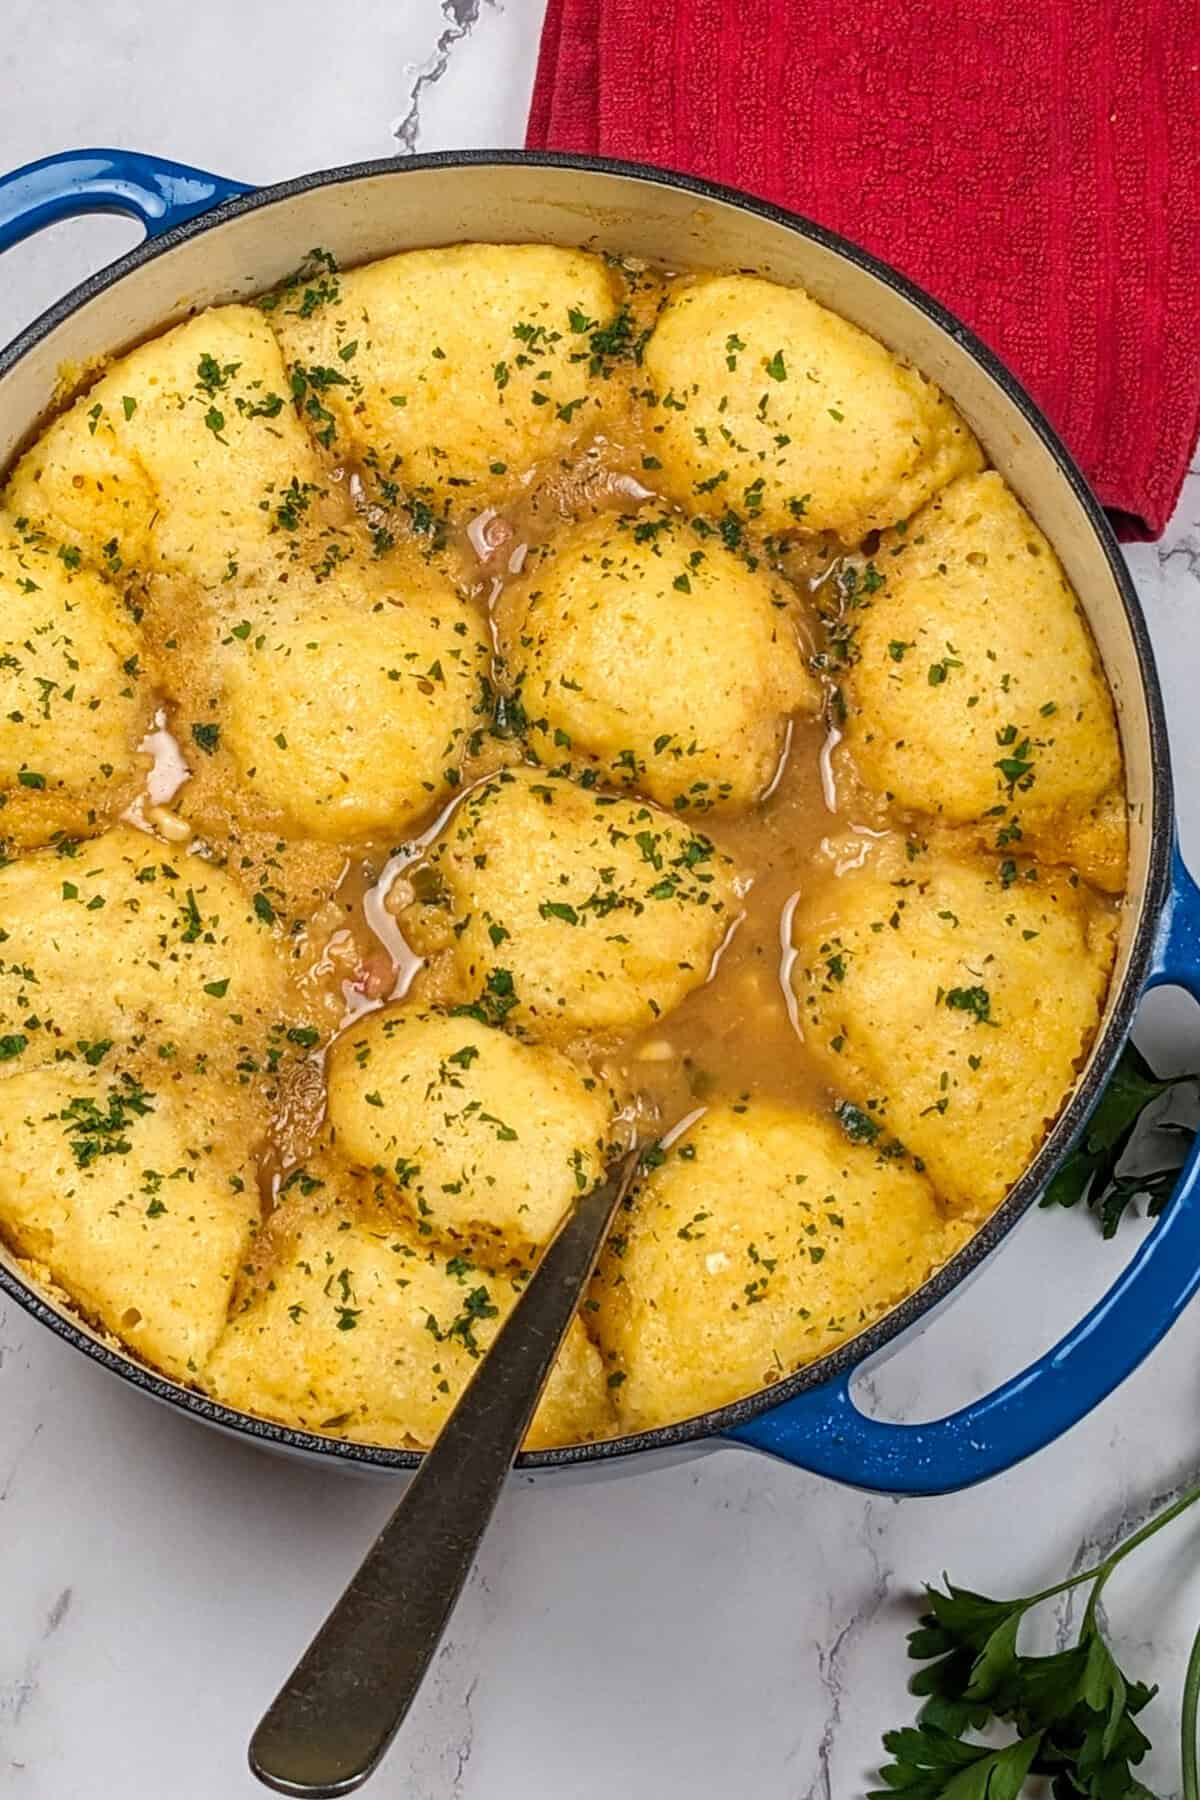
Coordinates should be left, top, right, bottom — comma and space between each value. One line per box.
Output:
202, 424, 846, 1208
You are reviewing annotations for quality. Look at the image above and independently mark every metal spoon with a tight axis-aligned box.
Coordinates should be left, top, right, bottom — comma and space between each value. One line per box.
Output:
248, 1147, 641, 1798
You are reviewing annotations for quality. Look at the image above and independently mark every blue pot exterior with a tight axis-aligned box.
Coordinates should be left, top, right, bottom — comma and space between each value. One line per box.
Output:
0, 147, 1187, 1494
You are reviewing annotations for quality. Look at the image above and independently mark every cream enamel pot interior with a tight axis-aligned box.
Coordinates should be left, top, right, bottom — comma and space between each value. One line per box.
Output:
0, 148, 1197, 1495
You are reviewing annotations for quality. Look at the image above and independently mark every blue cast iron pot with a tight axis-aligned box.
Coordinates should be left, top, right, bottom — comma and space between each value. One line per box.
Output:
0, 148, 1197, 1497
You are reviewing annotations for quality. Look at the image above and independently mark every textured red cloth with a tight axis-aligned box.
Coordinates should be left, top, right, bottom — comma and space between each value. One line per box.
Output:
527, 0, 1200, 540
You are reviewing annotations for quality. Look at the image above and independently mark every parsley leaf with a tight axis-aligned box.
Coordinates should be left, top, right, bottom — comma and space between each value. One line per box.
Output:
872, 1726, 1041, 1799
1042, 1038, 1200, 1236
872, 1477, 1200, 1800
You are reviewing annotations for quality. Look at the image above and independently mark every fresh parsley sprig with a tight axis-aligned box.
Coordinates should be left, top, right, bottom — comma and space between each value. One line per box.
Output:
1042, 1040, 1200, 1238
873, 1482, 1200, 1799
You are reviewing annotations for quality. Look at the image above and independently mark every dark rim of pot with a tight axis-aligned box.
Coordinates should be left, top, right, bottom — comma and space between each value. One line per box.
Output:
0, 150, 1173, 1472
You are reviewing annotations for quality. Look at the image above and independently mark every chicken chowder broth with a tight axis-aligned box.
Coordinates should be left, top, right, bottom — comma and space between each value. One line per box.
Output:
0, 245, 1124, 1445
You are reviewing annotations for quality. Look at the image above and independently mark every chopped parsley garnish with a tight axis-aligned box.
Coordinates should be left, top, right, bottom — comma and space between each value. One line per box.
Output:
835, 1100, 879, 1143
425, 1285, 500, 1359
59, 1076, 154, 1168
539, 901, 579, 925
994, 729, 1036, 795
452, 968, 519, 1028
190, 722, 220, 756
943, 985, 993, 1025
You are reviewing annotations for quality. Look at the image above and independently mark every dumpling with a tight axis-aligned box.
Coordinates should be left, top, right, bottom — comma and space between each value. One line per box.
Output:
497, 508, 819, 812
590, 1102, 963, 1430
1052, 789, 1128, 897
4, 306, 327, 587
836, 472, 1126, 890
204, 1176, 611, 1449
790, 839, 1116, 1215
326, 1006, 617, 1256
0, 511, 151, 846
0, 1060, 260, 1380
203, 557, 491, 841
402, 767, 743, 1040
270, 243, 626, 516
642, 274, 982, 545
0, 826, 302, 1075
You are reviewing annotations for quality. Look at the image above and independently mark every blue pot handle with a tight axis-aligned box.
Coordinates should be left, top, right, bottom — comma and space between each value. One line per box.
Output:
0, 149, 250, 254
727, 843, 1200, 1494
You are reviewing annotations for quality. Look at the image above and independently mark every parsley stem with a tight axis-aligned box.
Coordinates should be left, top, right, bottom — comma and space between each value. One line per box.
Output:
1183, 1616, 1200, 1800
1082, 1480, 1200, 1629
994, 1482, 1200, 1628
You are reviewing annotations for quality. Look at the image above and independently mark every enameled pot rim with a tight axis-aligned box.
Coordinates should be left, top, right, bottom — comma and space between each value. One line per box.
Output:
0, 149, 1173, 1472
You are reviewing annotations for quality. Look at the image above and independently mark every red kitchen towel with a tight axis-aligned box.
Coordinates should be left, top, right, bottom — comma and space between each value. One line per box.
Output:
527, 0, 1200, 540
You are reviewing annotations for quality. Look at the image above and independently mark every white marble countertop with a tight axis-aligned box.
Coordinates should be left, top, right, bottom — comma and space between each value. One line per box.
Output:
3, 5, 1200, 1795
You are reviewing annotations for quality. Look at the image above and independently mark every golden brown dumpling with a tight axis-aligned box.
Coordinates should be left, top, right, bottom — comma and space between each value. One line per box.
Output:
403, 768, 743, 1041
1052, 789, 1128, 896
591, 1102, 964, 1430
0, 1060, 260, 1380
4, 306, 326, 586
836, 472, 1125, 890
326, 1006, 617, 1257
207, 557, 490, 841
497, 509, 818, 812
270, 244, 625, 516
0, 511, 151, 846
643, 274, 982, 544
0, 826, 301, 1075
205, 1178, 610, 1449
790, 839, 1116, 1216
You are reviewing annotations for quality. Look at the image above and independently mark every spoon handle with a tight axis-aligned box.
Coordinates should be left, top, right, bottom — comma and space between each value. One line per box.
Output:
248, 1151, 639, 1798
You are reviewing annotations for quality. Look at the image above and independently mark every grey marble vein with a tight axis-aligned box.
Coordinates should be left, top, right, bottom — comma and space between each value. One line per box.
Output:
0, 1657, 37, 1730
450, 1675, 480, 1797
1054, 1461, 1200, 1651
394, 0, 498, 153
43, 1589, 72, 1639
800, 1504, 895, 1800
0, 1423, 42, 1505
1158, 539, 1200, 583
0, 1587, 73, 1749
